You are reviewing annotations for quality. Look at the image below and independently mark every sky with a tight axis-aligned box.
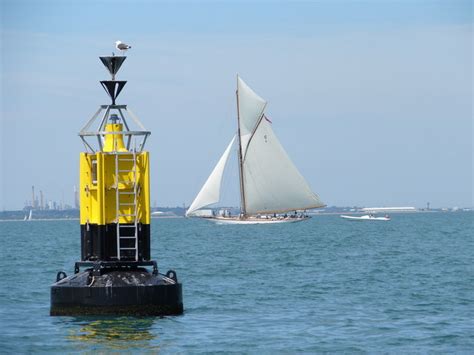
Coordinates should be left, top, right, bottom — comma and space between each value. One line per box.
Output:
0, 0, 472, 210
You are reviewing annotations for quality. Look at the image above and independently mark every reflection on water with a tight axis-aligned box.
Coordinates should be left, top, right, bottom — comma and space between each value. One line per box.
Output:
64, 317, 159, 350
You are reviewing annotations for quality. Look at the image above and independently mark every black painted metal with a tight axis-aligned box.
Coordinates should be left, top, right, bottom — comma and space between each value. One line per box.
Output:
74, 260, 159, 276
99, 56, 126, 77
50, 269, 183, 316
100, 80, 127, 105
80, 223, 150, 261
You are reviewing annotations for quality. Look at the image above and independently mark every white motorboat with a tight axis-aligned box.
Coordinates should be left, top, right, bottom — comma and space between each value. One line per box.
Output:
186, 76, 325, 224
340, 214, 391, 221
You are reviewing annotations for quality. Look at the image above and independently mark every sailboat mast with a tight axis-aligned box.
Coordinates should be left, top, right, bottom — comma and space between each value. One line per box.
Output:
236, 86, 247, 217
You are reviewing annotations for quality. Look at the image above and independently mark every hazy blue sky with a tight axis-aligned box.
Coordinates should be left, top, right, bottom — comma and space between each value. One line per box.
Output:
1, 0, 472, 210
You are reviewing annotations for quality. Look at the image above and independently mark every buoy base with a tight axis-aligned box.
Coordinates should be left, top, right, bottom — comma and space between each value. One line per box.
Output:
50, 262, 183, 316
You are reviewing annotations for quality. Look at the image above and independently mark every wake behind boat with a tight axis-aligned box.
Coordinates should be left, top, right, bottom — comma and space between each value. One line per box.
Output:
186, 76, 325, 224
341, 214, 391, 221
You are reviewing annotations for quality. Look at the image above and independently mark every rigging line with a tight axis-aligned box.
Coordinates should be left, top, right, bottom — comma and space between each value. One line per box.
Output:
242, 104, 267, 162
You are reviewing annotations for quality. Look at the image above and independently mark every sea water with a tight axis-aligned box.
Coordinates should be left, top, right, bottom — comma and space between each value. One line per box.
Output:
0, 212, 473, 352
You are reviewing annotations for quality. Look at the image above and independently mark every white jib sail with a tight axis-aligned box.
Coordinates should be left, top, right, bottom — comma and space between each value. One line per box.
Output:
237, 76, 267, 156
186, 136, 236, 216
243, 118, 324, 215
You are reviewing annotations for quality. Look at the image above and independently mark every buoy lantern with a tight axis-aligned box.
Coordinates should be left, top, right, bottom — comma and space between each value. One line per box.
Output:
50, 54, 183, 316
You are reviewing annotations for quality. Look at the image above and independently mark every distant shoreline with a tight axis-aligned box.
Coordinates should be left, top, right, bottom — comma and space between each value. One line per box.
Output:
2, 209, 471, 222
0, 218, 80, 222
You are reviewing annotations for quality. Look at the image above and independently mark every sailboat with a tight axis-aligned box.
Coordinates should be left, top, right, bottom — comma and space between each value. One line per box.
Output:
186, 76, 325, 224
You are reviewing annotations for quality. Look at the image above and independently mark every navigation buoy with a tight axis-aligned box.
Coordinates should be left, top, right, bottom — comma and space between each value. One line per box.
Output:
50, 54, 183, 316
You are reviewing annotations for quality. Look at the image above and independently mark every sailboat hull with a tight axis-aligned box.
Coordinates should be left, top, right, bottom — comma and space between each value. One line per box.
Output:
207, 216, 310, 225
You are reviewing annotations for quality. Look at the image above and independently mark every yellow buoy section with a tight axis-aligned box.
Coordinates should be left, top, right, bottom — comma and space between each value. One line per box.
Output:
103, 123, 128, 152
79, 125, 150, 226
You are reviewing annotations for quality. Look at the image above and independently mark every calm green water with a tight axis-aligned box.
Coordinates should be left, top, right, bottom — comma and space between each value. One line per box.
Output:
0, 212, 473, 352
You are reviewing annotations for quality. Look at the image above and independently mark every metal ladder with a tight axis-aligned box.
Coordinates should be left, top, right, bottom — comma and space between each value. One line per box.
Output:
115, 151, 139, 261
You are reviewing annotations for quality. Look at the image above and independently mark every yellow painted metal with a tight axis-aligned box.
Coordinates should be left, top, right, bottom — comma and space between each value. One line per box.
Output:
79, 153, 92, 225
103, 123, 128, 152
79, 141, 150, 225
140, 152, 151, 224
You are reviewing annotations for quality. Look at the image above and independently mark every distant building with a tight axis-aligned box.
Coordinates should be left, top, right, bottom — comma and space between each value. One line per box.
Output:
360, 207, 416, 213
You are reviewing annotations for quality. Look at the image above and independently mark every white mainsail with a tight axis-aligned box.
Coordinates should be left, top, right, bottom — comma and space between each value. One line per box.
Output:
242, 118, 324, 214
237, 76, 267, 156
186, 136, 236, 216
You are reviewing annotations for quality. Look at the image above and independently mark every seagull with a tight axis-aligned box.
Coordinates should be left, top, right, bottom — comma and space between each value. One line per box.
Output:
115, 41, 131, 55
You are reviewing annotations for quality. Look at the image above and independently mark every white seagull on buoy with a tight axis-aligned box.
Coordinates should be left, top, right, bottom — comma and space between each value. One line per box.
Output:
115, 41, 131, 55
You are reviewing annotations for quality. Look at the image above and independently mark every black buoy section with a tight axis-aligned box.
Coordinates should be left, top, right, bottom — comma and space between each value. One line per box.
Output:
50, 53, 183, 316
